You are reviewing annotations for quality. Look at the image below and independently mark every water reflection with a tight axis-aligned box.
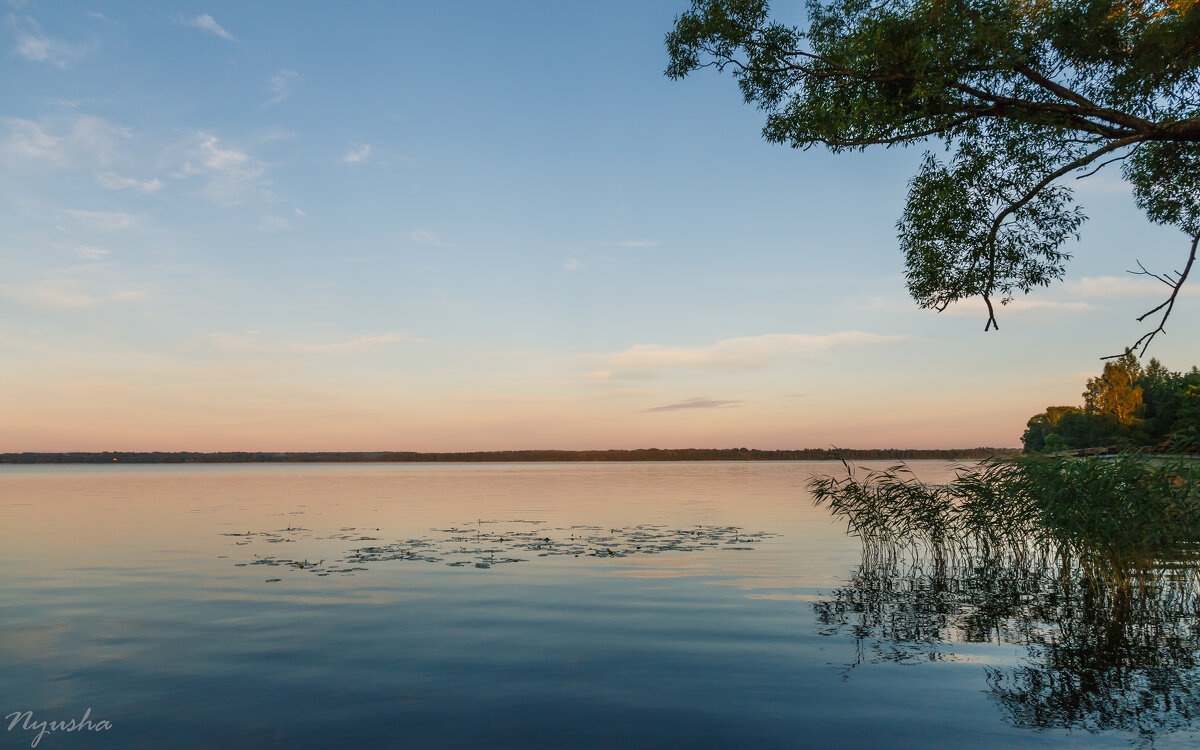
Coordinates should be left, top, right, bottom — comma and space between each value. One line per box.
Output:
813, 460, 1200, 744
14, 462, 1192, 748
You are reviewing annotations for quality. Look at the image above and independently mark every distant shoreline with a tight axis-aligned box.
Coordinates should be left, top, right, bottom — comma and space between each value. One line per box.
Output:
0, 448, 1020, 465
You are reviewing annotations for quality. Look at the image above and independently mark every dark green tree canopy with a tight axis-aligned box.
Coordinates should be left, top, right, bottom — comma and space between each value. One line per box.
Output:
1021, 356, 1200, 452
666, 0, 1200, 353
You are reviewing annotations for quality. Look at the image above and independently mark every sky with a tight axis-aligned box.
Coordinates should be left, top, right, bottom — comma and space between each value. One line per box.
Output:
1, 1, 1196, 452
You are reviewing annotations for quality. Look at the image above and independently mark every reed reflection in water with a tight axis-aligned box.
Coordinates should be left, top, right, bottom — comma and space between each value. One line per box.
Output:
811, 458, 1200, 744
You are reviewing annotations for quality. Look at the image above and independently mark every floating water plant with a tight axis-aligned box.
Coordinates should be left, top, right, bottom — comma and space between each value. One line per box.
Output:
224, 522, 777, 577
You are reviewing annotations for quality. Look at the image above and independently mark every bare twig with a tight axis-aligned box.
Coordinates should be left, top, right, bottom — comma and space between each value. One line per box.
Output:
1103, 232, 1199, 358
1075, 144, 1141, 180
1132, 260, 1178, 287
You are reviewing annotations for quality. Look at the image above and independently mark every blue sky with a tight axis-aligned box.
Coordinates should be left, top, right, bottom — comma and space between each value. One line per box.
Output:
2, 0, 1196, 451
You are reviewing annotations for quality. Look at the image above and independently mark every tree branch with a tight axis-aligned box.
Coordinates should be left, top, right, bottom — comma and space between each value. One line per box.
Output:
1014, 63, 1100, 109
1104, 232, 1199, 358
946, 82, 1149, 137
1074, 148, 1139, 180
813, 112, 992, 147
979, 136, 1144, 322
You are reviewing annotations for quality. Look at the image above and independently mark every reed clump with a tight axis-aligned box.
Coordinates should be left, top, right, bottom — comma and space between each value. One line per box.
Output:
812, 455, 1200, 740
809, 455, 1200, 584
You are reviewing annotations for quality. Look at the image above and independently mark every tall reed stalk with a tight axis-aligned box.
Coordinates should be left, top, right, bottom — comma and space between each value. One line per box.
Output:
809, 455, 1200, 587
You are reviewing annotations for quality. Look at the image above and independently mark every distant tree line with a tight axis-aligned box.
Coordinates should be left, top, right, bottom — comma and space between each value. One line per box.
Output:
0, 447, 1019, 465
1023, 354, 1200, 454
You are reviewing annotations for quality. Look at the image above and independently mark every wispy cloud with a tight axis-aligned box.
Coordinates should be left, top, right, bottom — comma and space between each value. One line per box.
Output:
1, 114, 170, 194
1, 117, 61, 160
1063, 275, 1199, 300
2, 114, 129, 167
96, 171, 163, 193
0, 276, 149, 310
410, 229, 455, 248
343, 143, 372, 164
254, 126, 300, 144
264, 68, 298, 106
61, 209, 139, 231
2, 115, 275, 204
178, 132, 266, 205
643, 397, 744, 413
0, 278, 97, 309
210, 331, 419, 355
940, 298, 1094, 318
254, 215, 292, 232
604, 331, 907, 373
10, 15, 92, 67
187, 134, 250, 171
187, 13, 235, 41
61, 244, 110, 260
874, 274, 1195, 324
561, 250, 611, 271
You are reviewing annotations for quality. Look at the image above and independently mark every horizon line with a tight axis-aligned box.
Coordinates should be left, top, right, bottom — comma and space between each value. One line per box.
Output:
0, 447, 1021, 465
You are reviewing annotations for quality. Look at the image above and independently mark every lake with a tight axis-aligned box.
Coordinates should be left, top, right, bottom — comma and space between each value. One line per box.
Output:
1, 462, 1196, 749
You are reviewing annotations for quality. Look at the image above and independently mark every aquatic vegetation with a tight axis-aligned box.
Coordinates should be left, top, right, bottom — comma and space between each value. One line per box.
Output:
809, 455, 1200, 581
224, 520, 777, 577
811, 455, 1200, 741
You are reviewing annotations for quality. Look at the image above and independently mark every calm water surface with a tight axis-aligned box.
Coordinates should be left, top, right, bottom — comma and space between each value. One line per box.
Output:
0, 462, 1194, 748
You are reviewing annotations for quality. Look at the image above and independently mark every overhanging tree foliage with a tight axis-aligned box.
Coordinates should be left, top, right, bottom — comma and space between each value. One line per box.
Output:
666, 0, 1200, 354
